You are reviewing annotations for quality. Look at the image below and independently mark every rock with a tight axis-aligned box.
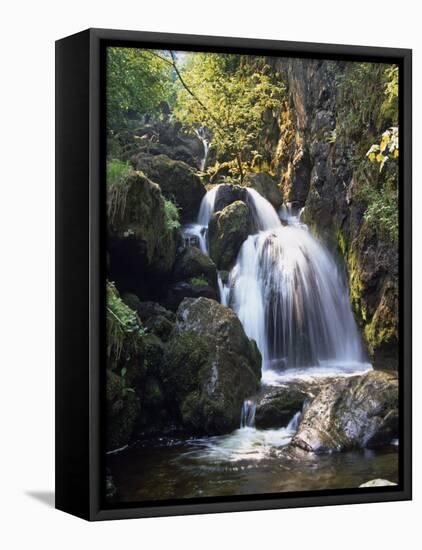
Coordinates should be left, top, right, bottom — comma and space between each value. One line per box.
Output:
106, 370, 140, 451
121, 296, 175, 341
244, 172, 282, 210
164, 281, 218, 311
173, 246, 218, 289
255, 384, 309, 429
291, 371, 398, 453
209, 201, 251, 270
214, 184, 248, 212
359, 479, 397, 488
107, 171, 178, 295
132, 153, 205, 222
105, 470, 117, 500
161, 298, 262, 434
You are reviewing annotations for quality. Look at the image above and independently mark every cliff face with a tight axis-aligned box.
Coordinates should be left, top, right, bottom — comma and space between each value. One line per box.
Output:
268, 58, 398, 370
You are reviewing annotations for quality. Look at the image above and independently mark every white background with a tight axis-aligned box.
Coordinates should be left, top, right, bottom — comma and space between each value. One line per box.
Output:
0, 0, 419, 548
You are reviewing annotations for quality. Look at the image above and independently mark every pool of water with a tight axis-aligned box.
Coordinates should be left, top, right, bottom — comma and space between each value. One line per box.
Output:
106, 429, 398, 503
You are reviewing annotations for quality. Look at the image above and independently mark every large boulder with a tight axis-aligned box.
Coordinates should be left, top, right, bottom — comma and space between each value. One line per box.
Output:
291, 371, 398, 453
244, 172, 283, 210
209, 201, 251, 270
164, 281, 218, 311
121, 294, 176, 341
255, 384, 309, 429
132, 153, 205, 222
161, 298, 262, 434
108, 171, 177, 277
172, 246, 218, 289
214, 184, 248, 212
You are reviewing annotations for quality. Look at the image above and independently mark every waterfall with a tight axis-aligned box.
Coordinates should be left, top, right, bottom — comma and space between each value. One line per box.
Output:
192, 184, 368, 375
240, 399, 256, 428
197, 185, 218, 228
217, 273, 230, 306
195, 127, 210, 171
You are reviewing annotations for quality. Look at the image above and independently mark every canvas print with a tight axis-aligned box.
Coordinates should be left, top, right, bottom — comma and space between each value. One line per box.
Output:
104, 47, 399, 504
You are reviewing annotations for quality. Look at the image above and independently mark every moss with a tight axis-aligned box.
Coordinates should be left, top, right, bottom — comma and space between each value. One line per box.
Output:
106, 281, 145, 368
108, 171, 178, 274
364, 283, 398, 356
189, 276, 209, 287
209, 200, 250, 270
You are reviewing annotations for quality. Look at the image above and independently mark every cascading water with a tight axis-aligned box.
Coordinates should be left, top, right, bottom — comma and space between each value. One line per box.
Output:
240, 400, 256, 429
193, 184, 370, 379
195, 127, 210, 171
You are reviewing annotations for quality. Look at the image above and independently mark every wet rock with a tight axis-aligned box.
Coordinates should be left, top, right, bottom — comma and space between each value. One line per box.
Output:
209, 200, 251, 270
255, 385, 309, 429
132, 153, 205, 222
244, 172, 282, 210
214, 184, 248, 212
121, 295, 175, 341
359, 479, 397, 488
161, 298, 262, 435
291, 371, 398, 453
173, 246, 218, 289
164, 281, 218, 311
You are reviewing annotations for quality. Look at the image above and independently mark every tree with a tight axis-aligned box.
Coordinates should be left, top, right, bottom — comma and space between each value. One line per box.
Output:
106, 47, 174, 136
171, 53, 285, 182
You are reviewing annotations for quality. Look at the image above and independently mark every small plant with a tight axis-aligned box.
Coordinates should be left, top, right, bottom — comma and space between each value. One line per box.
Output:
164, 199, 181, 231
106, 281, 145, 362
189, 276, 208, 287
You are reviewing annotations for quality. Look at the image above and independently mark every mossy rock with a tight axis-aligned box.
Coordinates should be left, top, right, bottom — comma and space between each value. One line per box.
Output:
255, 385, 309, 429
108, 170, 177, 275
161, 298, 262, 435
214, 184, 248, 212
173, 246, 218, 289
164, 281, 219, 311
209, 201, 251, 270
106, 370, 140, 451
132, 153, 205, 222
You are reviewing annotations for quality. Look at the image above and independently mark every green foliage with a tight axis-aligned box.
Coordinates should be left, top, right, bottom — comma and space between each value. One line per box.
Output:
336, 63, 394, 149
354, 175, 399, 244
362, 180, 398, 243
106, 160, 132, 224
106, 47, 174, 135
173, 53, 285, 181
336, 62, 399, 245
107, 159, 131, 187
189, 276, 209, 287
163, 199, 181, 231
366, 127, 398, 171
106, 281, 145, 362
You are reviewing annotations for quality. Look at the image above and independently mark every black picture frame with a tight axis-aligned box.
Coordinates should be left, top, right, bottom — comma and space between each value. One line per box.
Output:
55, 28, 412, 521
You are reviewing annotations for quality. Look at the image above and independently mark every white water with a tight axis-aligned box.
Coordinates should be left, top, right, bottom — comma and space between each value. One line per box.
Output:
185, 406, 305, 463
240, 399, 257, 428
195, 127, 210, 171
192, 184, 370, 379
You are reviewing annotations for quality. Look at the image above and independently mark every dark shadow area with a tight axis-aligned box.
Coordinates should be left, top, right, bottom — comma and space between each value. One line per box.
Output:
25, 491, 55, 508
